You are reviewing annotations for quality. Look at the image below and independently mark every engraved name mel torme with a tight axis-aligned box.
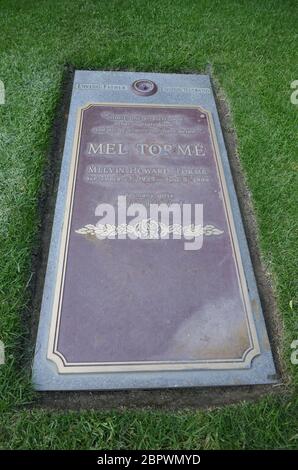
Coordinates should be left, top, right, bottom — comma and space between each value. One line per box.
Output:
86, 142, 206, 158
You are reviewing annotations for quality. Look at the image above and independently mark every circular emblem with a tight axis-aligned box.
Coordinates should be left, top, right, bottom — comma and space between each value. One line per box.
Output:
131, 79, 158, 96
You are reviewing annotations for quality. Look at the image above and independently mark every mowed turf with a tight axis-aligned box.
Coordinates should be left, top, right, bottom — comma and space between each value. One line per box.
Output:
0, 0, 297, 449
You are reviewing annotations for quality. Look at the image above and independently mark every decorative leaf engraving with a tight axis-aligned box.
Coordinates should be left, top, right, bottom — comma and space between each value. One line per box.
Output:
75, 219, 224, 239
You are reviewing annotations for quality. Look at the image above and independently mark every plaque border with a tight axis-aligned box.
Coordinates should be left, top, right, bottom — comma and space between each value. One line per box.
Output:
47, 102, 260, 374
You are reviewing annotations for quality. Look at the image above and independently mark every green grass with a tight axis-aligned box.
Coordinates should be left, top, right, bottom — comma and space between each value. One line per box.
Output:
0, 0, 297, 450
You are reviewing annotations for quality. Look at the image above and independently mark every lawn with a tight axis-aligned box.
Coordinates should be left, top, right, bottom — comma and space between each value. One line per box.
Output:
0, 0, 297, 450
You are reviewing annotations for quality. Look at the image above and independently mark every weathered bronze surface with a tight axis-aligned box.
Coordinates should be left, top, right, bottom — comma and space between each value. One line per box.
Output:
48, 103, 259, 373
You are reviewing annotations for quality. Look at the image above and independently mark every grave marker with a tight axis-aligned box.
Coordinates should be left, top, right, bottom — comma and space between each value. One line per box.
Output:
33, 71, 276, 390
